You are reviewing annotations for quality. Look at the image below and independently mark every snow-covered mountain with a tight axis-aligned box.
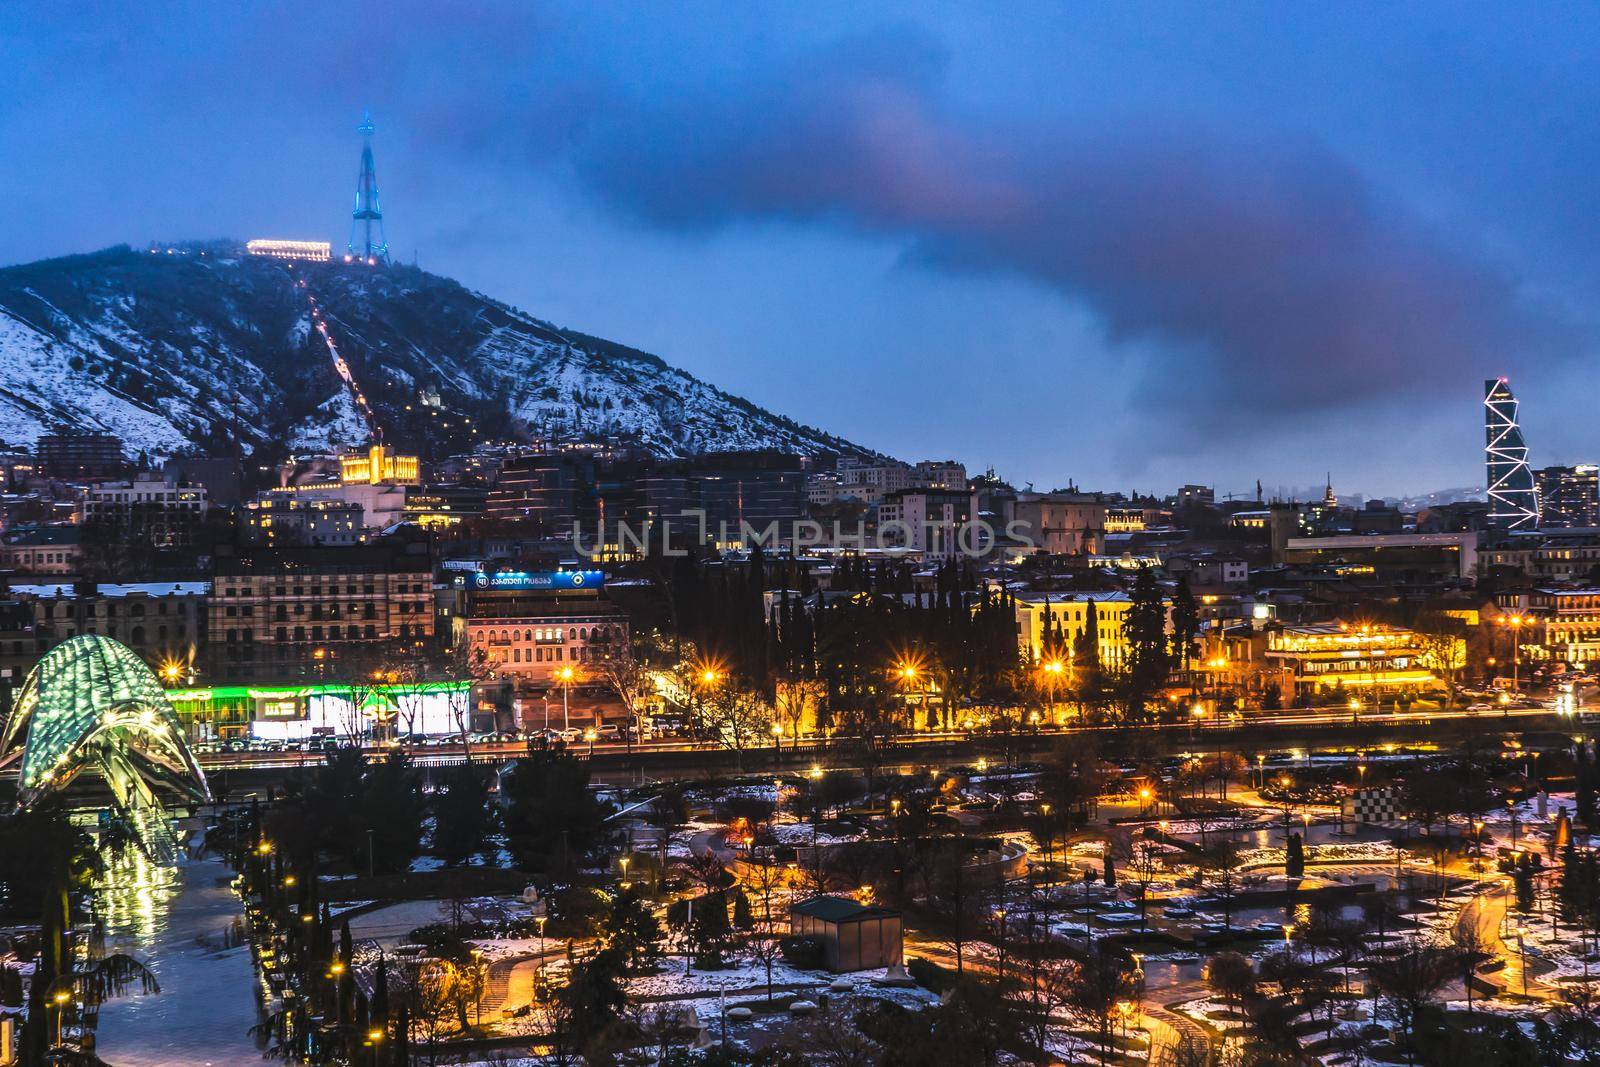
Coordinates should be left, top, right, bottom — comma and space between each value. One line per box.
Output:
0, 243, 875, 462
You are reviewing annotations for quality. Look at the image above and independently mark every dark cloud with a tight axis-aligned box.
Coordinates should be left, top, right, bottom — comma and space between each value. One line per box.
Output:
564, 29, 1581, 421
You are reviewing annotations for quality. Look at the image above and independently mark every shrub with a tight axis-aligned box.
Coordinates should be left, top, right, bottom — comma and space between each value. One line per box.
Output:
778, 936, 825, 970
907, 955, 955, 993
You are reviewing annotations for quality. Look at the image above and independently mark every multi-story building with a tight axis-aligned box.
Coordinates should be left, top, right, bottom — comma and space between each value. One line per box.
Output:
0, 526, 83, 575
340, 444, 421, 487
1523, 588, 1600, 668
207, 541, 435, 681
690, 451, 808, 548
807, 473, 842, 506
240, 497, 366, 546
876, 488, 979, 558
462, 568, 629, 730
1485, 378, 1541, 529
79, 473, 209, 546
1282, 532, 1479, 583
1105, 507, 1147, 533
35, 432, 124, 480
1535, 465, 1600, 529
1265, 623, 1441, 699
487, 453, 598, 531
1177, 485, 1215, 507
836, 461, 918, 506
4, 581, 207, 676
1481, 533, 1600, 582
1014, 591, 1143, 670
1008, 493, 1108, 556
913, 460, 968, 491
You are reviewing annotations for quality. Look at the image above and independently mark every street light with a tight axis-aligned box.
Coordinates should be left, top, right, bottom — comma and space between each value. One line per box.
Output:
556, 665, 575, 732
53, 988, 70, 1048
1042, 659, 1064, 725
1500, 614, 1526, 692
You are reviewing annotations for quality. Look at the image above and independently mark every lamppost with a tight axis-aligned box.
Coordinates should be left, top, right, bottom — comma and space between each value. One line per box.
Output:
536, 915, 549, 998
1500, 614, 1526, 693
556, 666, 575, 732
1040, 802, 1054, 874
619, 855, 631, 888
994, 907, 1008, 977
1042, 659, 1064, 726
896, 662, 922, 730
53, 988, 70, 1049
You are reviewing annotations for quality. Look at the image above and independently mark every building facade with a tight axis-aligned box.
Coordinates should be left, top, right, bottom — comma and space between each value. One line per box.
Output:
1008, 493, 1108, 556
207, 542, 436, 682
0, 527, 83, 575
1534, 464, 1600, 528
1265, 623, 1441, 698
1485, 378, 1541, 529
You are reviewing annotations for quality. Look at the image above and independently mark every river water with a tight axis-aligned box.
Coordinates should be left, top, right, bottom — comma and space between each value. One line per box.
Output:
92, 820, 264, 1066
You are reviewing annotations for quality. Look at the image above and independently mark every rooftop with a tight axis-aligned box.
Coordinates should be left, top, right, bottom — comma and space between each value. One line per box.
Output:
790, 895, 899, 923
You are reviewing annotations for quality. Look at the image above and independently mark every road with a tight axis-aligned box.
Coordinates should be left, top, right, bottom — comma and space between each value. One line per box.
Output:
152, 700, 1584, 777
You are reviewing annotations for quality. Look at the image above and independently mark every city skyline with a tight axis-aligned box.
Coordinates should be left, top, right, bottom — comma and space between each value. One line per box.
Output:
4, 5, 1600, 496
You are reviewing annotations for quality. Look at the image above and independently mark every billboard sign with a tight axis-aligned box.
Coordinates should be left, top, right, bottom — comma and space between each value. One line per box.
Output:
469, 569, 605, 591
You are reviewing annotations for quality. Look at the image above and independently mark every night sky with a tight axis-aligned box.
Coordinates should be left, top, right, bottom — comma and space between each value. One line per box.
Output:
4, 2, 1598, 499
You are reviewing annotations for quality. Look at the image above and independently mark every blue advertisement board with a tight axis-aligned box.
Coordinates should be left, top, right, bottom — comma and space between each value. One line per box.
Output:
468, 569, 605, 591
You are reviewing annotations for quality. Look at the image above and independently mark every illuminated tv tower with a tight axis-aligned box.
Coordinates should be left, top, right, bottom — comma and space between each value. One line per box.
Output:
347, 109, 389, 264
1484, 377, 1540, 529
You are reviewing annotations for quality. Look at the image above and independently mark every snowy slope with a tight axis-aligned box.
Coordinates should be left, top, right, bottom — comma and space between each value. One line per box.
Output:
0, 243, 877, 461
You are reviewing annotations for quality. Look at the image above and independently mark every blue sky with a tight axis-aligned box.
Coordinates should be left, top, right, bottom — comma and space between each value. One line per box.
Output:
3, 2, 1598, 498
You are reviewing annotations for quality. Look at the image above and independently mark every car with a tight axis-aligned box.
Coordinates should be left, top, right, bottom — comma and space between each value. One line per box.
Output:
596, 724, 621, 739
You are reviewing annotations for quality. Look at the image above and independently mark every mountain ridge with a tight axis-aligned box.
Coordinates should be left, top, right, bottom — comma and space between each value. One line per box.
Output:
0, 242, 879, 464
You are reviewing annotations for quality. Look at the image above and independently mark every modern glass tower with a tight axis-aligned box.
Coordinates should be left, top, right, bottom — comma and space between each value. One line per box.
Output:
1484, 378, 1541, 529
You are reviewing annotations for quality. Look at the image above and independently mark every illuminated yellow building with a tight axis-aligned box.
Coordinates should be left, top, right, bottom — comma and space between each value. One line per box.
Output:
246, 239, 332, 262
1015, 592, 1141, 669
1104, 507, 1147, 533
1265, 623, 1442, 697
340, 445, 420, 487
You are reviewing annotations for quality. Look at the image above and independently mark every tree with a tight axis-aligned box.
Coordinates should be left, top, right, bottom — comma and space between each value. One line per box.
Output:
1119, 567, 1170, 719
750, 933, 786, 1003
1198, 840, 1243, 929
431, 761, 494, 867
556, 947, 630, 1056
1368, 939, 1458, 1063
599, 648, 655, 750
733, 888, 756, 932
1450, 903, 1496, 1015
602, 886, 663, 971
1129, 841, 1162, 931
1065, 946, 1135, 1067
1170, 576, 1199, 669
693, 680, 773, 767
1285, 832, 1305, 879
1205, 951, 1255, 1015
502, 747, 608, 873
362, 750, 425, 876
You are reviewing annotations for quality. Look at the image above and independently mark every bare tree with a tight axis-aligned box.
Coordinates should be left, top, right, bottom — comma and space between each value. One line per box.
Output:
693, 681, 772, 768
1450, 902, 1496, 1014
1129, 840, 1163, 932
776, 1000, 880, 1067
1367, 938, 1458, 1063
598, 650, 654, 752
